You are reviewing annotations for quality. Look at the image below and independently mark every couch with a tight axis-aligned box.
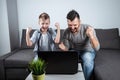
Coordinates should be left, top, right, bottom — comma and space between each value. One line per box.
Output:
0, 28, 120, 80
94, 28, 120, 80
0, 30, 35, 80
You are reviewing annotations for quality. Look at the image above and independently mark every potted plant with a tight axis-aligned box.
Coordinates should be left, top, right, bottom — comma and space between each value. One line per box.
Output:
28, 58, 46, 80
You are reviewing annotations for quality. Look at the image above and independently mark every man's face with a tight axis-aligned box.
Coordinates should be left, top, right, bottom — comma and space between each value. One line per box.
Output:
67, 17, 80, 33
39, 18, 50, 31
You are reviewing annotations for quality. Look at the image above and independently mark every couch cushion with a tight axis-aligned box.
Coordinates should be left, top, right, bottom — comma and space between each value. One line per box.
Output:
95, 28, 120, 49
4, 49, 34, 68
6, 68, 29, 80
94, 49, 120, 80
21, 29, 35, 49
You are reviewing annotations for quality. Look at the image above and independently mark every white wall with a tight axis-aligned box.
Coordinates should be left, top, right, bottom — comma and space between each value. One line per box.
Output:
0, 0, 120, 56
17, 0, 120, 39
0, 0, 11, 56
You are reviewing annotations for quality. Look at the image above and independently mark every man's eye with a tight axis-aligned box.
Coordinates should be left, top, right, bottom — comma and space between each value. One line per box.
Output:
69, 25, 72, 27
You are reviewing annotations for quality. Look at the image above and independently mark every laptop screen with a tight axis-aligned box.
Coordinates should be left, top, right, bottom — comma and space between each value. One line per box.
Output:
37, 51, 78, 74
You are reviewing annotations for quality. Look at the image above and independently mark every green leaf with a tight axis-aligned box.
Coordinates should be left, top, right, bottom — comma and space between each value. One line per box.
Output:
28, 58, 46, 75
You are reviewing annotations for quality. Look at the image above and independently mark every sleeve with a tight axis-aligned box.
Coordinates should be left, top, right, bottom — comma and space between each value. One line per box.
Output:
49, 28, 56, 40
30, 30, 38, 44
62, 29, 70, 49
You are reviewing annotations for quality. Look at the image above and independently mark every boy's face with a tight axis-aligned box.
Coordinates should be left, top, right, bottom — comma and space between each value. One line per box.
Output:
39, 18, 50, 31
67, 17, 80, 33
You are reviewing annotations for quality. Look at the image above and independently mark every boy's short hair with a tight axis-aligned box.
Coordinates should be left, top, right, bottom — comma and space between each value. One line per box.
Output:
39, 12, 50, 20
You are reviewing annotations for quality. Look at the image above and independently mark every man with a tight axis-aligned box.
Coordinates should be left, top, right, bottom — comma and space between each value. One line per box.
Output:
59, 10, 100, 80
26, 12, 60, 60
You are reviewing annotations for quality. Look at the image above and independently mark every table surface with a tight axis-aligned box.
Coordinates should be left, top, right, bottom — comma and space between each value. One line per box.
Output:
25, 63, 85, 80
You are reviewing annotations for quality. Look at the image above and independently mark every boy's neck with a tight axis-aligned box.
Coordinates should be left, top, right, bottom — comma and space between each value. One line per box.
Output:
40, 28, 48, 34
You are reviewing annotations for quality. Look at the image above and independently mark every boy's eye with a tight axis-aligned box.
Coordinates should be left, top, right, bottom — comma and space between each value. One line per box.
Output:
74, 24, 77, 26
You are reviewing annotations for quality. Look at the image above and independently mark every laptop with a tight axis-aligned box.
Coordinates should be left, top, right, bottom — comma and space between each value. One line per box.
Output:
37, 51, 78, 74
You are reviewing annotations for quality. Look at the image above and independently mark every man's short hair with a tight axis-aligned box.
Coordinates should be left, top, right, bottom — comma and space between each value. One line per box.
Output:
66, 10, 80, 21
39, 12, 50, 20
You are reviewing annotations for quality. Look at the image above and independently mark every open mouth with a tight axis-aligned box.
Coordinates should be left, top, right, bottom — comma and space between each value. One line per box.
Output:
70, 28, 77, 33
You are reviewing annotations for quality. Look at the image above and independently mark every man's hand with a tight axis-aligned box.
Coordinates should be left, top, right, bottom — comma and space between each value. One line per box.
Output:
55, 22, 60, 29
86, 27, 95, 39
26, 27, 32, 34
86, 26, 100, 51
59, 42, 68, 51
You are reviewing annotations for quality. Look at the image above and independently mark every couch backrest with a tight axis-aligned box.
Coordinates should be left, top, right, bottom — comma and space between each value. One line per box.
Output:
21, 28, 120, 50
95, 28, 120, 49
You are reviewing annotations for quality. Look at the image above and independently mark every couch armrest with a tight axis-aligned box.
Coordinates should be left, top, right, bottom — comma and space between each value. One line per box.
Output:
0, 57, 5, 80
0, 52, 12, 80
0, 49, 20, 80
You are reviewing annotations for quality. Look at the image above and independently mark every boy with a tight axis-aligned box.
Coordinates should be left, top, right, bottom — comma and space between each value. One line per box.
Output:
26, 12, 60, 60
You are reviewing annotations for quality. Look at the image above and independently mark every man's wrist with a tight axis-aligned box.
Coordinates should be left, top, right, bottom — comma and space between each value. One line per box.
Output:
90, 35, 95, 39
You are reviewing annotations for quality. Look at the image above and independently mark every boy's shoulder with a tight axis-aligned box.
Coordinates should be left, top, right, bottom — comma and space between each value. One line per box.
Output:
48, 28, 53, 31
34, 29, 40, 33
47, 28, 55, 33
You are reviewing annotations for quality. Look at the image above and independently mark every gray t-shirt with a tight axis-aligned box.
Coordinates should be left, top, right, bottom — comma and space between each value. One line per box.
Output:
62, 24, 100, 52
30, 28, 56, 52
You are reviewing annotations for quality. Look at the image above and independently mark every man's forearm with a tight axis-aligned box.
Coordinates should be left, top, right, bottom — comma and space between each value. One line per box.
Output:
90, 36, 100, 51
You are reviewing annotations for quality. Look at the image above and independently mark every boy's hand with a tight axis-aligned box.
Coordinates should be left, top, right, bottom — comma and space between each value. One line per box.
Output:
26, 27, 32, 34
55, 22, 60, 29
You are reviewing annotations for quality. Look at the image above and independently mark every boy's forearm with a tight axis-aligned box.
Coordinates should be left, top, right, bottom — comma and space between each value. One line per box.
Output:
54, 27, 60, 43
26, 32, 32, 46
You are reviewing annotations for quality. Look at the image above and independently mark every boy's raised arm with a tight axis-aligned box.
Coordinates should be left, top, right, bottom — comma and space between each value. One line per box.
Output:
54, 22, 60, 43
26, 27, 33, 46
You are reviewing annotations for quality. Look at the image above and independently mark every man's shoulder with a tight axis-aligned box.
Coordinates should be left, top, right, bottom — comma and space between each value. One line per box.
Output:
80, 24, 93, 30
64, 28, 70, 32
81, 24, 91, 27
